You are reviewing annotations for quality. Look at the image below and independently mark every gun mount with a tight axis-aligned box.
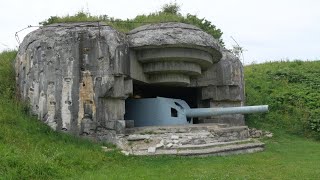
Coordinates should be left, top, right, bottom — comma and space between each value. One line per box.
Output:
125, 97, 268, 127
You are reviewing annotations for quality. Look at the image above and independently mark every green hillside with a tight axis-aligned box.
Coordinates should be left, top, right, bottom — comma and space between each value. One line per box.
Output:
1, 50, 320, 179
245, 60, 320, 139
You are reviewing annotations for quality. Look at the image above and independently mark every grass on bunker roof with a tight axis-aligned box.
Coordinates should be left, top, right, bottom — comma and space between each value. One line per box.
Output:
1, 50, 320, 179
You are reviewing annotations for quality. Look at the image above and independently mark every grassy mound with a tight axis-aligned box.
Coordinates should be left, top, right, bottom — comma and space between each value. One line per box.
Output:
245, 60, 320, 139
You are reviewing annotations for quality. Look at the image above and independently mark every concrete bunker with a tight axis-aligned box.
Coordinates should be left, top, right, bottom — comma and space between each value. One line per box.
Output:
15, 22, 267, 155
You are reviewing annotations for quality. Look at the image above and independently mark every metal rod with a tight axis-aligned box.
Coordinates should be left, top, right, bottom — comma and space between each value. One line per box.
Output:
185, 105, 268, 118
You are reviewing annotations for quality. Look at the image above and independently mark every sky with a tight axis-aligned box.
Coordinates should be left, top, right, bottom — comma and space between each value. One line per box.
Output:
0, 0, 319, 64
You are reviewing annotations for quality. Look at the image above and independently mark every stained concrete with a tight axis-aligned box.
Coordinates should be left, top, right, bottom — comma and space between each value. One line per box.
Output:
128, 22, 222, 60
128, 22, 222, 86
15, 22, 131, 135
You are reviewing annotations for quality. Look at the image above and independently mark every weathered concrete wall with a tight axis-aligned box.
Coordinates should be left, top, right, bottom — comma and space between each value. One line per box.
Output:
191, 49, 245, 125
15, 22, 132, 136
128, 22, 222, 58
128, 22, 223, 86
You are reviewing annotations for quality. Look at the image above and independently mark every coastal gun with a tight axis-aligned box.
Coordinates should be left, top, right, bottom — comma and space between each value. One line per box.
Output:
125, 97, 268, 127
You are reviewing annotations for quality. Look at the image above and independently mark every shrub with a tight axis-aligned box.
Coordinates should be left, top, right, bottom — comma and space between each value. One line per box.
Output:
0, 50, 17, 100
309, 110, 320, 134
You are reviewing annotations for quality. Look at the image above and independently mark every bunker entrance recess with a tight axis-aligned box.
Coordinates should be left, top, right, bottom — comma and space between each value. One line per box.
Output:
124, 82, 200, 126
130, 82, 199, 108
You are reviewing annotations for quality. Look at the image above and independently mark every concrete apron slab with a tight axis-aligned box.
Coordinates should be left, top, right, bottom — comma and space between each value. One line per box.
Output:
115, 123, 265, 156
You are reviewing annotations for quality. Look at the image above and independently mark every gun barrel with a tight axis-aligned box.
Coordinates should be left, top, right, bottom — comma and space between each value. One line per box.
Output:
185, 105, 268, 118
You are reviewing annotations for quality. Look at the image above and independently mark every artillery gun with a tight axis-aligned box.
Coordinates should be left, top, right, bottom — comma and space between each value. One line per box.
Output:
125, 97, 268, 127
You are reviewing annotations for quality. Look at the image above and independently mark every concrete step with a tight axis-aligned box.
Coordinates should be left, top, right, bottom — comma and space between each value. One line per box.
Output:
176, 139, 254, 150
124, 124, 250, 144
119, 124, 262, 156
124, 123, 231, 135
130, 140, 264, 156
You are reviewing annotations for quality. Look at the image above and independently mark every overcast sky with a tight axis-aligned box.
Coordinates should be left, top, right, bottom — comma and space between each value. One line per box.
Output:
1, 0, 319, 64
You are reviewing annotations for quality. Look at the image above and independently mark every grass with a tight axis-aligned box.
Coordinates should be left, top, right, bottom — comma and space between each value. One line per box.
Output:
245, 60, 320, 139
1, 51, 320, 179
78, 134, 320, 179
